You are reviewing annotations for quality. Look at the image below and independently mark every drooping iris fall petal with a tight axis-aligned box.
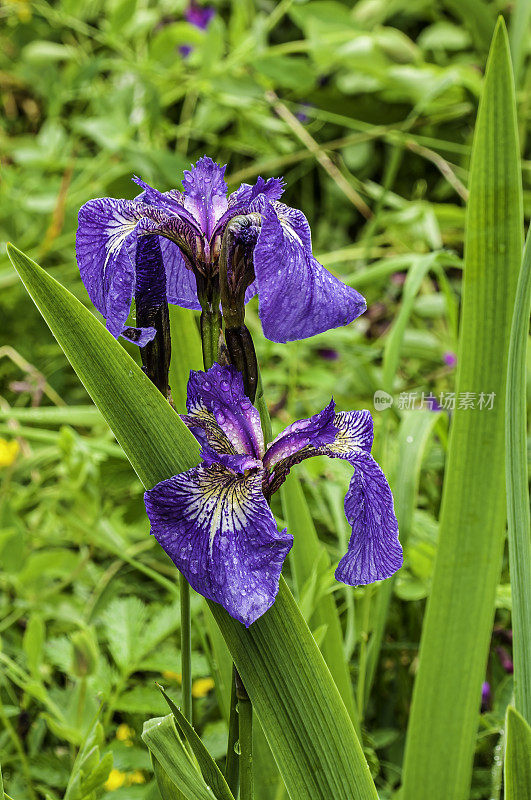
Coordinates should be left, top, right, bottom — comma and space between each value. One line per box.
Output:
251, 197, 367, 343
144, 459, 293, 627
144, 364, 401, 625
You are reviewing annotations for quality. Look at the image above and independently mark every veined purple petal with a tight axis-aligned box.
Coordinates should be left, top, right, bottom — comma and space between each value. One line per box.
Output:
320, 410, 374, 458
200, 449, 261, 472
133, 176, 201, 232
335, 452, 402, 585
252, 198, 367, 343
182, 157, 228, 238
160, 237, 201, 311
263, 399, 337, 470
213, 176, 285, 239
76, 197, 143, 339
144, 464, 293, 626
228, 176, 285, 211
186, 364, 264, 458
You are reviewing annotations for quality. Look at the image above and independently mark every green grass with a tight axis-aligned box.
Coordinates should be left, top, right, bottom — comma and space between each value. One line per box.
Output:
0, 2, 529, 799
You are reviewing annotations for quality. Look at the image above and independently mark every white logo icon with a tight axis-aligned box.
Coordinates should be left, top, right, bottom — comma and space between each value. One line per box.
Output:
373, 390, 393, 410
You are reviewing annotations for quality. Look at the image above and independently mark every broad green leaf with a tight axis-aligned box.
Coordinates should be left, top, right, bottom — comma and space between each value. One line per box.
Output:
6, 244, 201, 489
402, 19, 523, 800
7, 243, 377, 800
505, 706, 531, 799
506, 225, 531, 723
152, 754, 188, 800
159, 685, 235, 800
280, 471, 360, 734
143, 715, 216, 800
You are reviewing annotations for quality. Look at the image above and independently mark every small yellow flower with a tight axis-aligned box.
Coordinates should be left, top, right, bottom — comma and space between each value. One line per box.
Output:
162, 670, 182, 683
129, 771, 146, 785
192, 677, 215, 698
0, 439, 19, 468
104, 769, 127, 791
115, 723, 134, 744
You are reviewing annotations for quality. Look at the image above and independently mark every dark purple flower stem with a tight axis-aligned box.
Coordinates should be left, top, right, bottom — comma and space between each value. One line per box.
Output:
219, 215, 260, 402
135, 237, 171, 398
137, 303, 171, 397
224, 327, 259, 404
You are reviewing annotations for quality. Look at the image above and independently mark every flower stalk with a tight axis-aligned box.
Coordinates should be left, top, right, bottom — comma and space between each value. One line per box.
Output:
197, 273, 221, 371
225, 673, 240, 796
180, 573, 192, 724
235, 668, 254, 800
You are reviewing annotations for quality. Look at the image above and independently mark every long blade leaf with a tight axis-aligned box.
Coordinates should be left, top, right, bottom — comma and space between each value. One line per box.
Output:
506, 225, 531, 723
7, 242, 377, 800
505, 706, 531, 800
401, 19, 523, 800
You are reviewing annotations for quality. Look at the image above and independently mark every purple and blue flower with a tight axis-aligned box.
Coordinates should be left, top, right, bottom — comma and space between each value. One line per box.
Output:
144, 363, 402, 626
75, 157, 366, 347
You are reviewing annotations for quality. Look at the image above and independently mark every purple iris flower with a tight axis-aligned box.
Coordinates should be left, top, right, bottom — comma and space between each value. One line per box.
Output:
443, 351, 457, 368
179, 2, 215, 57
185, 1, 215, 29
75, 157, 366, 347
144, 363, 402, 626
481, 681, 491, 711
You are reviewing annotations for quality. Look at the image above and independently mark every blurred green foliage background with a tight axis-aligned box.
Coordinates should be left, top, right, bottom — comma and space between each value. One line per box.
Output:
0, 1, 529, 798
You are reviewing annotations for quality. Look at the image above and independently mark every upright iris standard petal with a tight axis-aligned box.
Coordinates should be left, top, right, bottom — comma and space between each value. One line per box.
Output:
185, 364, 264, 458
336, 451, 402, 585
76, 198, 142, 339
263, 399, 337, 470
181, 156, 228, 237
144, 462, 293, 627
252, 197, 367, 343
215, 176, 286, 234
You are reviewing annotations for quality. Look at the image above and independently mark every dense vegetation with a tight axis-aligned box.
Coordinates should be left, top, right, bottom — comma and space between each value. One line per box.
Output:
1, 1, 529, 799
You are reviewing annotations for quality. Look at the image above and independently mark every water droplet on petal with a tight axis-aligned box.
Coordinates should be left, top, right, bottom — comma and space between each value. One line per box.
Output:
220, 380, 230, 391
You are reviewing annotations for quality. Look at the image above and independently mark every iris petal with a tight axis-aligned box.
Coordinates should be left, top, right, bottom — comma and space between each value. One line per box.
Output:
263, 399, 337, 470
76, 197, 141, 339
144, 463, 293, 626
181, 156, 228, 238
336, 452, 402, 585
252, 197, 367, 343
185, 364, 264, 458
320, 410, 374, 458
